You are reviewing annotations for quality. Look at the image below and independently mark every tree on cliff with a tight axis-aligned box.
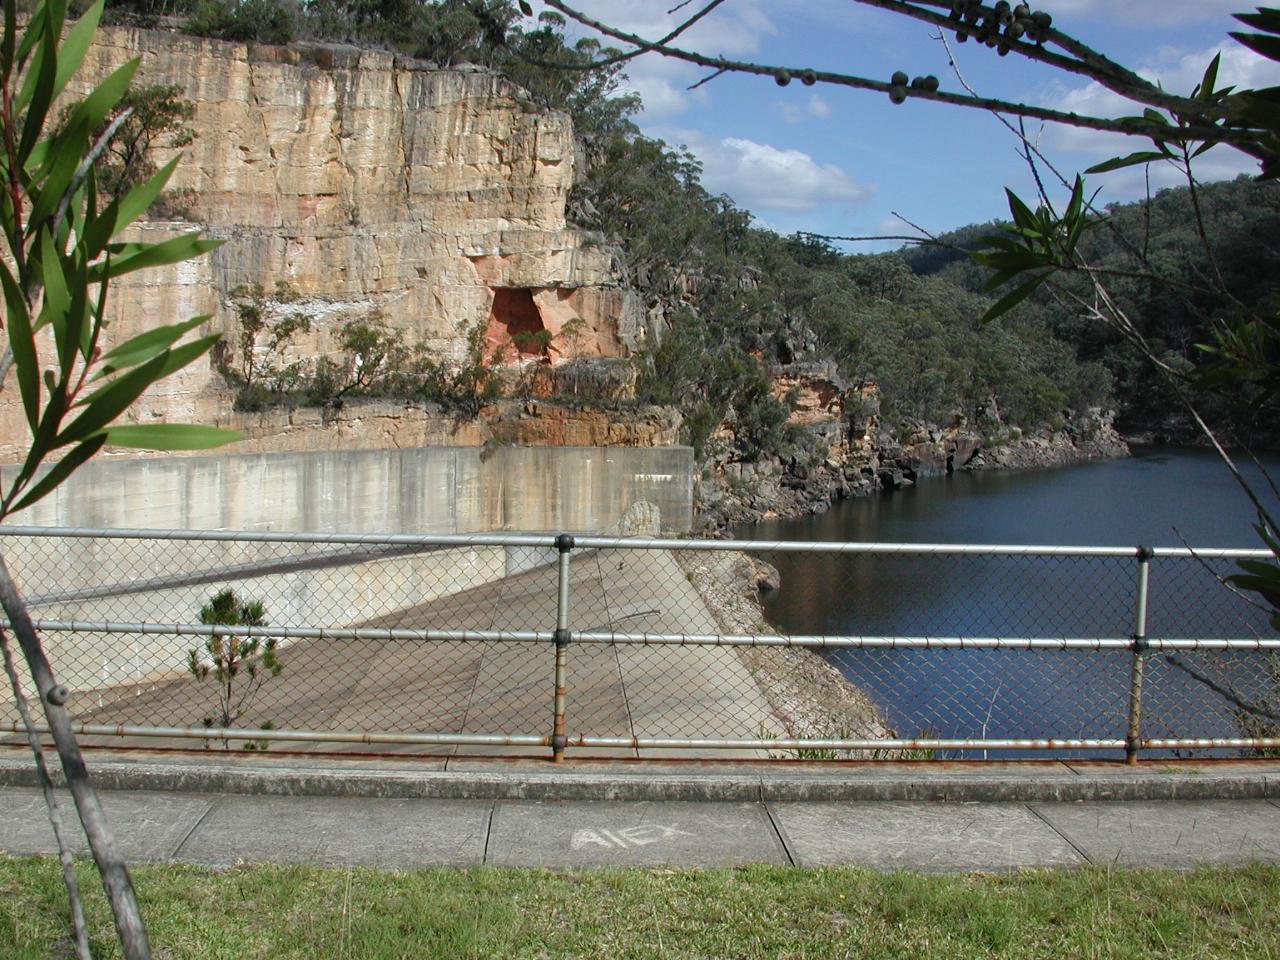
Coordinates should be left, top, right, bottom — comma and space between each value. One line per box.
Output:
0, 1, 239, 956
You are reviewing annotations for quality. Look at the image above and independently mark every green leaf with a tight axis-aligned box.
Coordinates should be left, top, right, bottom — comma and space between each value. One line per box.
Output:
17, 7, 59, 160
981, 275, 1047, 324
981, 269, 1023, 294
1231, 30, 1280, 62
59, 334, 220, 446
54, 352, 168, 448
1142, 108, 1171, 125
37, 230, 70, 335
1004, 188, 1039, 233
1197, 52, 1221, 99
104, 424, 243, 450
51, 0, 104, 103
14, 386, 67, 495
1085, 151, 1166, 174
1235, 558, 1280, 579
0, 263, 40, 430
98, 314, 211, 375
26, 121, 87, 227
518, 0, 533, 14
10, 436, 106, 513
1233, 10, 1280, 33
94, 234, 222, 280
115, 155, 179, 233
56, 57, 137, 146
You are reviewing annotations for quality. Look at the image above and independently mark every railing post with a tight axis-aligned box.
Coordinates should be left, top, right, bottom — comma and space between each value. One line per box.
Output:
551, 533, 574, 763
1125, 545, 1153, 765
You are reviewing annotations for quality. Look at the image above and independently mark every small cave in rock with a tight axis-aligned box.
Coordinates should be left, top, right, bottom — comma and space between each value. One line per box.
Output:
486, 287, 549, 364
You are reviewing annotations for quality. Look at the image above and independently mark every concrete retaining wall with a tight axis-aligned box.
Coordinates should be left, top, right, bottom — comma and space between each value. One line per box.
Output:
6, 445, 694, 535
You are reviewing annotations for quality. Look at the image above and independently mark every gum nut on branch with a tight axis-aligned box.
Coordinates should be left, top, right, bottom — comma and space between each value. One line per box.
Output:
889, 85, 907, 104
775, 69, 791, 86
891, 70, 909, 87
801, 70, 817, 85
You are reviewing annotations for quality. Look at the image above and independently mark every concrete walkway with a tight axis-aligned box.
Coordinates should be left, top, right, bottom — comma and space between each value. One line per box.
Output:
3, 785, 1280, 872
2, 753, 1280, 872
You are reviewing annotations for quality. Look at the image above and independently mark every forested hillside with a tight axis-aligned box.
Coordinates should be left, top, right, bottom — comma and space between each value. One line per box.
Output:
902, 177, 1280, 445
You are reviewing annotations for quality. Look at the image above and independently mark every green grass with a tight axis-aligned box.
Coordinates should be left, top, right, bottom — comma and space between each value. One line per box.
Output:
3, 855, 1279, 959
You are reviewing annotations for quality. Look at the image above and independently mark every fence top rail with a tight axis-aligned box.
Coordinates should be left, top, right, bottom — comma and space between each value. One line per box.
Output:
0, 525, 560, 549
0, 525, 1271, 560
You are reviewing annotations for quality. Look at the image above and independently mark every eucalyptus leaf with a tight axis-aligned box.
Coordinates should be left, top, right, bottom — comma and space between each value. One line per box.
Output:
1085, 151, 1165, 174
104, 424, 243, 450
0, 263, 40, 430
94, 234, 222, 280
10, 435, 106, 513
98, 315, 211, 375
981, 275, 1047, 324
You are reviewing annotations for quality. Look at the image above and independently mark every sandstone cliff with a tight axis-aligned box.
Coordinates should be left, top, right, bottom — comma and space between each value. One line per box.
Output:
0, 27, 641, 461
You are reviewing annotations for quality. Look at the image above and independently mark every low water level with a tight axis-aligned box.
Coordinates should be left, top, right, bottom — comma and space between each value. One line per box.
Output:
735, 448, 1279, 755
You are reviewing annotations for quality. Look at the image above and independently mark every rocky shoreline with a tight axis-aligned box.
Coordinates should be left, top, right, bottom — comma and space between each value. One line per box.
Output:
697, 411, 1130, 531
675, 548, 891, 755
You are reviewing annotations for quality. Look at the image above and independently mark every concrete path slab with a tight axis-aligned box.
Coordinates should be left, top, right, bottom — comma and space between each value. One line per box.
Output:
1031, 800, 1280, 868
174, 795, 492, 868
0, 787, 212, 861
486, 800, 788, 868
769, 801, 1084, 871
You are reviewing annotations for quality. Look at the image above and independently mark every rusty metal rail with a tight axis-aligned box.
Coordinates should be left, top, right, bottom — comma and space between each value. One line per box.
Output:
1, 525, 1277, 761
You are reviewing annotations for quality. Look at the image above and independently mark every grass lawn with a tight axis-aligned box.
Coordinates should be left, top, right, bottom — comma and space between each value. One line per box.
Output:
2, 855, 1278, 958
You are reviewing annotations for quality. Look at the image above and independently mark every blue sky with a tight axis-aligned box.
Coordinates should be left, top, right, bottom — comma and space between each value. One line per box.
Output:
530, 1, 1280, 249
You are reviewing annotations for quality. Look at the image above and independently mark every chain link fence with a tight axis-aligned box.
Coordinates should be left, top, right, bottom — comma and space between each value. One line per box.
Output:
1, 526, 1277, 760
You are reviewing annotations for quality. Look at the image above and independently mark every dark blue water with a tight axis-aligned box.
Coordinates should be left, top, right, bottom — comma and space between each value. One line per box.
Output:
735, 448, 1280, 755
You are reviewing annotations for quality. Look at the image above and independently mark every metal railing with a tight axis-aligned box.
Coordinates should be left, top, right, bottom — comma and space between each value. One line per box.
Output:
1, 525, 1277, 761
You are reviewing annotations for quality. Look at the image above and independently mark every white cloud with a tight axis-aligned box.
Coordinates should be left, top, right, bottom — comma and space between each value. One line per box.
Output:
778, 93, 832, 124
662, 131, 873, 213
1040, 43, 1280, 193
808, 94, 832, 119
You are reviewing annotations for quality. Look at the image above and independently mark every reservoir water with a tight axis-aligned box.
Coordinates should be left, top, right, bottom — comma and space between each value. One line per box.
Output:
735, 448, 1280, 755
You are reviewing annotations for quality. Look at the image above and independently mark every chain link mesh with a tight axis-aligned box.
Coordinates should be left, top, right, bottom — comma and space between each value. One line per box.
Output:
0, 530, 1275, 758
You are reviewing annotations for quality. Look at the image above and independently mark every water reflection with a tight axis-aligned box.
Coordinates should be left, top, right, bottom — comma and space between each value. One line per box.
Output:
735, 448, 1280, 756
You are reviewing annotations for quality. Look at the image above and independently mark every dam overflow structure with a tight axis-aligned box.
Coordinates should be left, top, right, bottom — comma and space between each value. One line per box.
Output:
1, 528, 1277, 762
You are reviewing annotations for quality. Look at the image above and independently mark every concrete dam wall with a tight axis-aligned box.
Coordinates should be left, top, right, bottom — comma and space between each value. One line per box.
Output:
7, 445, 694, 535
0, 445, 693, 694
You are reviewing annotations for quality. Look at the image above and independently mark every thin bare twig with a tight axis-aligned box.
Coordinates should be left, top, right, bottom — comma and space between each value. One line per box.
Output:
688, 66, 727, 91
1163, 653, 1280, 723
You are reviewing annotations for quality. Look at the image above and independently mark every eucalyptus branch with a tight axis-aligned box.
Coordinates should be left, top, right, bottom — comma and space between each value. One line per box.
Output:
0, 557, 152, 959
1179, 141, 1231, 299
0, 627, 91, 960
543, 0, 1269, 154
938, 28, 1158, 273
853, 0, 1174, 107
49, 108, 133, 250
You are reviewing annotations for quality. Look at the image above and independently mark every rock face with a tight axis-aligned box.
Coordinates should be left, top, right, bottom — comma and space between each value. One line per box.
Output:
210, 397, 682, 456
698, 362, 1129, 528
0, 27, 642, 462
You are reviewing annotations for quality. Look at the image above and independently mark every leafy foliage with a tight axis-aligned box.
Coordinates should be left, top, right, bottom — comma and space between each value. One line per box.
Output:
187, 588, 281, 739
0, 0, 239, 522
